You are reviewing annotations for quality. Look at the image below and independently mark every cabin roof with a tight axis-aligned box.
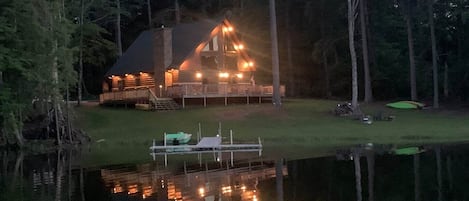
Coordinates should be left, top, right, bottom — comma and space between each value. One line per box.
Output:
105, 19, 220, 77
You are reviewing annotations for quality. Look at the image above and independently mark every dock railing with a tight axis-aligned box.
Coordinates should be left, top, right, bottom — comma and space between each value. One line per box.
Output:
166, 83, 285, 98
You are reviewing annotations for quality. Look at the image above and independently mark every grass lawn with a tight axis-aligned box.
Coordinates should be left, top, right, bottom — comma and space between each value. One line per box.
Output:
75, 99, 469, 167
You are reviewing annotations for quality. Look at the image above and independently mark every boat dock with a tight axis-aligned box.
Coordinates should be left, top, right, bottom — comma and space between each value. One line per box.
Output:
149, 126, 263, 166
149, 136, 262, 153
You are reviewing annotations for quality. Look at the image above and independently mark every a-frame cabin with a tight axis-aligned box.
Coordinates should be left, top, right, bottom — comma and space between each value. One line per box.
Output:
100, 18, 284, 109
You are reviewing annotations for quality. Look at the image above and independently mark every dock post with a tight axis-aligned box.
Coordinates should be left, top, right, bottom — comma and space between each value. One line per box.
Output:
217, 122, 221, 137
152, 139, 155, 148
258, 137, 262, 156
198, 123, 202, 142
182, 97, 185, 108
164, 133, 167, 147
204, 96, 206, 107
230, 130, 234, 167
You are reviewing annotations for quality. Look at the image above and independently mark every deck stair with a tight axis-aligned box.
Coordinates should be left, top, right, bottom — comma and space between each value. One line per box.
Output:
148, 89, 180, 111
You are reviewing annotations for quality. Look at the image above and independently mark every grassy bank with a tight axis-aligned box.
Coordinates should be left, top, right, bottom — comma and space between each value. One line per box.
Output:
76, 99, 469, 167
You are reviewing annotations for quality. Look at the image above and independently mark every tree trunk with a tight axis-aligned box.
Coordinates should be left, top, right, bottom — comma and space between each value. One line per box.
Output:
55, 151, 63, 201
414, 154, 420, 201
175, 0, 181, 24
286, 0, 295, 97
275, 159, 284, 201
353, 150, 362, 201
360, 0, 372, 103
147, 0, 152, 29
270, 0, 281, 107
435, 147, 442, 201
80, 167, 85, 201
428, 0, 439, 108
5, 113, 25, 147
0, 71, 3, 89
116, 0, 123, 57
444, 62, 449, 98
406, 0, 418, 101
323, 52, 331, 98
68, 151, 72, 201
320, 0, 331, 98
446, 155, 453, 190
11, 152, 24, 190
348, 0, 359, 111
366, 152, 375, 201
77, 0, 84, 106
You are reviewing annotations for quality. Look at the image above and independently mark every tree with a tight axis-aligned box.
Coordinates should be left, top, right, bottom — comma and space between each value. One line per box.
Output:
428, 0, 439, 108
147, 0, 152, 29
116, 0, 123, 57
401, 0, 418, 100
270, 0, 281, 107
360, 0, 373, 103
348, 0, 360, 111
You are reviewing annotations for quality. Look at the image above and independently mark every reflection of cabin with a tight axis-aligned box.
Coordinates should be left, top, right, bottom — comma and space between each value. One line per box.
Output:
100, 18, 285, 109
101, 159, 287, 201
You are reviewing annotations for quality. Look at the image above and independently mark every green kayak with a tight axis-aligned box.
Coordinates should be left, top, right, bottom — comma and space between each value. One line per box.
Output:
386, 101, 425, 109
394, 147, 423, 155
165, 132, 192, 144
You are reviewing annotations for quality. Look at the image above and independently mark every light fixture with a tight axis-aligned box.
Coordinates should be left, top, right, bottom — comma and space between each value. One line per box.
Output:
238, 44, 244, 50
159, 85, 163, 89
249, 61, 254, 67
236, 73, 243, 79
219, 72, 229, 78
243, 62, 249, 68
125, 73, 129, 76
196, 72, 203, 79
227, 26, 233, 32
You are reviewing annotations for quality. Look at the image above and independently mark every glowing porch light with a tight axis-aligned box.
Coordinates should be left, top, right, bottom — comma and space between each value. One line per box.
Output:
243, 62, 249, 68
236, 73, 243, 79
108, 76, 113, 79
249, 61, 254, 67
196, 72, 203, 79
237, 44, 244, 50
219, 72, 229, 78
125, 73, 129, 76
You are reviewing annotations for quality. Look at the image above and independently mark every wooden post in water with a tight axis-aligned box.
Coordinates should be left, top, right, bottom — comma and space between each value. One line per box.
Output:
230, 130, 234, 167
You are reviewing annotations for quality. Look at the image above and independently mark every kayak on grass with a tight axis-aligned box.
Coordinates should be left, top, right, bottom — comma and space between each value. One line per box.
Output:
386, 101, 425, 109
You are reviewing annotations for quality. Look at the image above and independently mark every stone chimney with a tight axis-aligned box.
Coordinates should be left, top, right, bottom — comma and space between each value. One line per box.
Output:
153, 27, 172, 90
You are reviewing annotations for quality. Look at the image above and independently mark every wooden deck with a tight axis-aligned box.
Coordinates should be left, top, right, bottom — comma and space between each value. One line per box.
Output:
166, 83, 285, 98
99, 84, 285, 108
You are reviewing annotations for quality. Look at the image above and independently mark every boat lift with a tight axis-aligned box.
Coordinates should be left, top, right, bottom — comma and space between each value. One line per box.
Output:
149, 127, 262, 166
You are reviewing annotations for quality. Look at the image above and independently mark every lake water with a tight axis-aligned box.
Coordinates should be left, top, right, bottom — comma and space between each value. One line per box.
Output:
1, 143, 469, 201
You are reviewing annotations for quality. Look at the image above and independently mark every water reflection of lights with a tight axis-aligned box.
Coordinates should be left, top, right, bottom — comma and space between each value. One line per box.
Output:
221, 186, 232, 194
127, 184, 138, 194
253, 194, 258, 201
112, 184, 123, 193
142, 186, 152, 199
240, 185, 247, 191
198, 187, 205, 197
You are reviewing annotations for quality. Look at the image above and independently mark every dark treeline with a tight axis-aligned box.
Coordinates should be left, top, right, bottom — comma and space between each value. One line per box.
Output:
1, 0, 469, 146
77, 0, 469, 102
